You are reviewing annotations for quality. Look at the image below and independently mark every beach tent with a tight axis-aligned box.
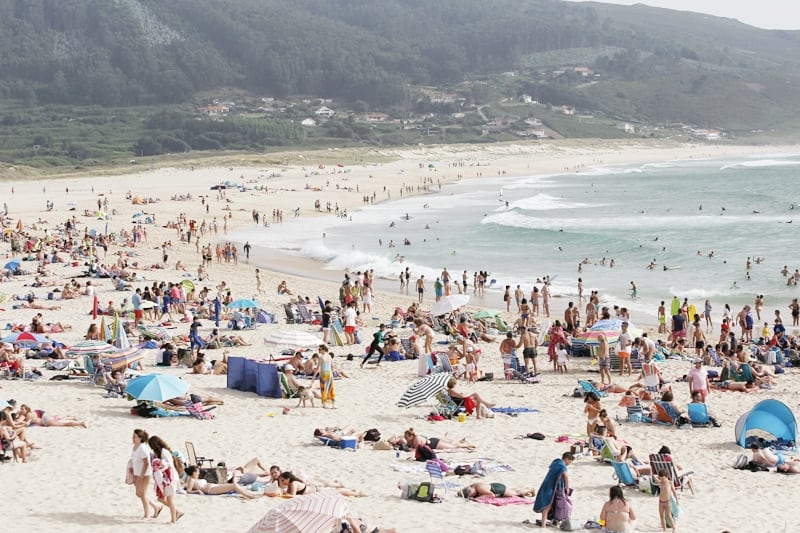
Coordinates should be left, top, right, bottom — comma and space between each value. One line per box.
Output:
735, 399, 797, 448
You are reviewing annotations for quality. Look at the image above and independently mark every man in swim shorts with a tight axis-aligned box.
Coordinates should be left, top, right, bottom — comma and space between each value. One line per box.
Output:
617, 322, 633, 377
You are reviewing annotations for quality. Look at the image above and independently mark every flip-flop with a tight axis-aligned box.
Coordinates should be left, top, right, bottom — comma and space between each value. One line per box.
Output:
153, 506, 163, 519
176, 512, 184, 522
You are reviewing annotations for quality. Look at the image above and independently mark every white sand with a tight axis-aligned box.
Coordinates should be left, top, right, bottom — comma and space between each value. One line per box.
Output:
1, 140, 798, 533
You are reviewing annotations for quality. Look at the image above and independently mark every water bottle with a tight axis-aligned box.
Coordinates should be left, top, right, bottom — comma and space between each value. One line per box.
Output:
395, 450, 400, 459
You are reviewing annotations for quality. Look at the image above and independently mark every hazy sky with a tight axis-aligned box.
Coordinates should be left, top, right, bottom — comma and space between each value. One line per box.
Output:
566, 1, 800, 30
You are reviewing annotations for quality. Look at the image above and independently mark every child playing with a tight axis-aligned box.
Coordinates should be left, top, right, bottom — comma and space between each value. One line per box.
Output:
296, 385, 315, 408
655, 469, 678, 532
556, 343, 569, 373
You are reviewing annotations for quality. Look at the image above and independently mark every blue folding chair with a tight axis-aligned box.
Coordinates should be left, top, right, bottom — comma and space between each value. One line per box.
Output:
611, 461, 638, 487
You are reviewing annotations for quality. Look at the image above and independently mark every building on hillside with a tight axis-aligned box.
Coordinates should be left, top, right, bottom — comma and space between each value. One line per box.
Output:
315, 106, 335, 118
301, 118, 317, 127
197, 105, 230, 116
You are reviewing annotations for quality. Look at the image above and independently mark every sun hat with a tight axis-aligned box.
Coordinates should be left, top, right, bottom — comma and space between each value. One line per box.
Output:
692, 357, 702, 364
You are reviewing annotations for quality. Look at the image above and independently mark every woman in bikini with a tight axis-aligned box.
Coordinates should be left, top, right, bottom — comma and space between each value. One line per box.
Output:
277, 471, 365, 497
400, 427, 476, 451
184, 466, 259, 498
584, 392, 602, 437
599, 485, 637, 533
18, 404, 87, 428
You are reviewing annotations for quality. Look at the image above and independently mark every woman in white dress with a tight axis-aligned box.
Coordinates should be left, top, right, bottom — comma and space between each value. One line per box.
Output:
130, 429, 161, 519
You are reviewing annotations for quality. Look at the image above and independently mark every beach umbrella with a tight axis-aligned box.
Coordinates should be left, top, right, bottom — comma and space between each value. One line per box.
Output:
214, 297, 221, 328
99, 316, 108, 342
247, 490, 348, 533
572, 330, 619, 347
590, 319, 642, 338
132, 212, 143, 219
0, 331, 49, 346
92, 294, 98, 320
429, 294, 470, 317
124, 373, 189, 402
15, 219, 22, 232
181, 279, 195, 293
3, 259, 20, 272
397, 372, 453, 408
264, 330, 320, 348
228, 298, 260, 309
115, 320, 131, 350
65, 340, 117, 357
472, 309, 501, 319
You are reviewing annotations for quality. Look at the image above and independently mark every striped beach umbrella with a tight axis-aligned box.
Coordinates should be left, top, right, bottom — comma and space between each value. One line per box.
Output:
0, 331, 49, 346
65, 340, 117, 357
247, 490, 349, 533
429, 294, 470, 317
572, 330, 619, 347
264, 330, 320, 348
397, 372, 453, 408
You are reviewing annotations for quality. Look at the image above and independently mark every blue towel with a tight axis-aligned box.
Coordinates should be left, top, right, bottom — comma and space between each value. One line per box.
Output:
533, 458, 567, 513
491, 407, 540, 413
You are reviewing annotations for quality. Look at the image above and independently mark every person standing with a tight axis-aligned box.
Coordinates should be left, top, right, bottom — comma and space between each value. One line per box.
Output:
343, 302, 357, 345
434, 277, 443, 302
533, 452, 574, 528
255, 269, 265, 294
687, 358, 710, 402
516, 325, 539, 375
692, 317, 707, 358
318, 345, 336, 409
541, 283, 550, 317
416, 275, 425, 304
704, 299, 713, 331
503, 285, 512, 312
243, 241, 251, 261
130, 429, 161, 519
362, 324, 386, 368
514, 285, 524, 313
597, 333, 612, 385
321, 301, 332, 345
617, 321, 633, 377
148, 435, 182, 523
132, 288, 143, 325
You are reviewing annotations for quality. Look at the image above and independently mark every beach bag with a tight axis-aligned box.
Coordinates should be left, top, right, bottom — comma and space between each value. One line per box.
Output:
732, 454, 750, 470
560, 518, 582, 531
414, 482, 434, 502
551, 485, 572, 521
363, 428, 381, 442
415, 444, 436, 462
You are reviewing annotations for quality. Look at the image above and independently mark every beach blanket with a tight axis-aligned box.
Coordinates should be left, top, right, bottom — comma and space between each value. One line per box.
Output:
491, 407, 540, 413
474, 495, 533, 506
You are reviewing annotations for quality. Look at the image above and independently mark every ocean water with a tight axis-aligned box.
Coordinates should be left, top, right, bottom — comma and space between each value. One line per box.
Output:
229, 153, 800, 323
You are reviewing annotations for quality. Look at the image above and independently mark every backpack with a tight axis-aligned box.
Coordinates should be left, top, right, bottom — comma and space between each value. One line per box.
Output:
415, 481, 434, 502
732, 453, 750, 470
363, 428, 381, 442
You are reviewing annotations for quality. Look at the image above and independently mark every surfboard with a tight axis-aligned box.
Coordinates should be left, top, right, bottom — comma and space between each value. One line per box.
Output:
687, 304, 697, 321
330, 327, 344, 347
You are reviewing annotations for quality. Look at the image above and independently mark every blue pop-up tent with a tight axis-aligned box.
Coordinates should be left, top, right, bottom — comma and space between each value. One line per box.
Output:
735, 399, 797, 447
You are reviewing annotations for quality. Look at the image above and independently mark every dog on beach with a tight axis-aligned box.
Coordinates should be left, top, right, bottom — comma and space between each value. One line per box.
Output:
296, 386, 315, 408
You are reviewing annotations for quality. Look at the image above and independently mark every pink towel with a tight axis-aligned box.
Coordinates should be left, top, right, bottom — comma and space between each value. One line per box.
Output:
474, 495, 533, 506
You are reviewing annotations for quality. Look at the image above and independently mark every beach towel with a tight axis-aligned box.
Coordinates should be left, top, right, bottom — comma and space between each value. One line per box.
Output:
491, 407, 540, 413
474, 495, 533, 506
533, 458, 568, 514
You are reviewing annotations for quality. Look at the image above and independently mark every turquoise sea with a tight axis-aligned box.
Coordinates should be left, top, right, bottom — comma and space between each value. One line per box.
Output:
229, 152, 800, 324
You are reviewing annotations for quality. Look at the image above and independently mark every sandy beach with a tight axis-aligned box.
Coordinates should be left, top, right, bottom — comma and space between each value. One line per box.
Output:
1, 139, 799, 533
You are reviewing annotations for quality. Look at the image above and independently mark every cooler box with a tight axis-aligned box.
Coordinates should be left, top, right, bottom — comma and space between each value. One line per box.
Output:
339, 436, 358, 450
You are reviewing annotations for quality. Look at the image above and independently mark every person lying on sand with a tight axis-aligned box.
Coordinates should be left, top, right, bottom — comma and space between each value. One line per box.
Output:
457, 482, 535, 499
750, 443, 800, 473
277, 471, 365, 497
18, 404, 88, 428
184, 466, 259, 499
395, 427, 476, 451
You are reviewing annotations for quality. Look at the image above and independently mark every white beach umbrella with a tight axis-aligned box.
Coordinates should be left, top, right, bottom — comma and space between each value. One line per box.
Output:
429, 294, 470, 317
264, 329, 320, 348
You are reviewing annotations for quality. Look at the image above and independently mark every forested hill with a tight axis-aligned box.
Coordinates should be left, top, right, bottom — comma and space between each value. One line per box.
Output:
2, 0, 799, 111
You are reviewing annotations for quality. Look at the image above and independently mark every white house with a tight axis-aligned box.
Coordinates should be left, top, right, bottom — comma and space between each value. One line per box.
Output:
301, 118, 317, 127
315, 106, 335, 118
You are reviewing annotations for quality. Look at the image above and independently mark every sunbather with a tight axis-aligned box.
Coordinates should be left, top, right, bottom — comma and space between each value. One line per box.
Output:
457, 482, 536, 499
18, 404, 88, 428
617, 445, 650, 476
277, 471, 365, 497
750, 443, 800, 472
399, 427, 476, 451
184, 466, 259, 498
446, 377, 495, 419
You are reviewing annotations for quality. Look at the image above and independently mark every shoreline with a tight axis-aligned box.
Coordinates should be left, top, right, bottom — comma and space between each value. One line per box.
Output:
2, 139, 800, 532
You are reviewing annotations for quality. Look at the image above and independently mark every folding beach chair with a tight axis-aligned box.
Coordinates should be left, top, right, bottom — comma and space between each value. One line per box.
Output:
439, 354, 454, 373
426, 354, 443, 374
185, 441, 214, 468
432, 391, 463, 419
578, 379, 607, 397
280, 372, 300, 399
611, 461, 638, 487
640, 362, 662, 393
284, 303, 301, 324
426, 460, 451, 495
83, 355, 105, 386
651, 402, 680, 426
622, 396, 649, 423
649, 453, 695, 494
599, 437, 620, 463
296, 303, 316, 324
687, 403, 711, 427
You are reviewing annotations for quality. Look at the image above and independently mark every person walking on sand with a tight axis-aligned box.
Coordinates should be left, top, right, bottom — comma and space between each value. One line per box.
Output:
655, 469, 679, 532
618, 321, 633, 377
416, 275, 425, 304
318, 345, 336, 409
597, 333, 611, 385
362, 324, 386, 368
533, 452, 574, 528
130, 429, 161, 519
148, 435, 183, 523
516, 325, 539, 375
255, 269, 265, 295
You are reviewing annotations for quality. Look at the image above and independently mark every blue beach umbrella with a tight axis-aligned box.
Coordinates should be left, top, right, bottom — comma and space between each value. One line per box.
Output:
214, 297, 221, 328
228, 298, 260, 309
3, 259, 21, 272
124, 373, 189, 402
